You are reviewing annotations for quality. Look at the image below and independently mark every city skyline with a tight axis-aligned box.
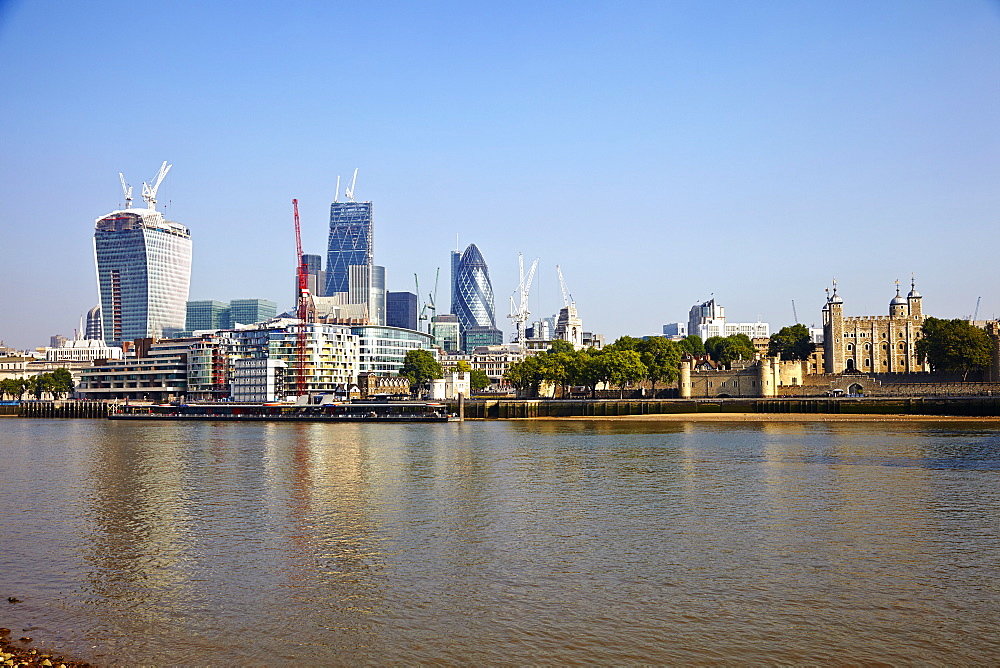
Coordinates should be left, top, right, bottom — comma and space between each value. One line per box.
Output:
1, 2, 999, 350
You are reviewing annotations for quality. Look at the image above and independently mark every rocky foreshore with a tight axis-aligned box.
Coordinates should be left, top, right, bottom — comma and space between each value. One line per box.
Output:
0, 628, 89, 667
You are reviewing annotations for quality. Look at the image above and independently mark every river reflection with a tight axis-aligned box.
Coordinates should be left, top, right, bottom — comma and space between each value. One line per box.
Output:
0, 418, 998, 663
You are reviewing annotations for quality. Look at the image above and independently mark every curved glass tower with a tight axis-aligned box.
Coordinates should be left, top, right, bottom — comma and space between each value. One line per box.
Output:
454, 244, 495, 330
94, 208, 192, 345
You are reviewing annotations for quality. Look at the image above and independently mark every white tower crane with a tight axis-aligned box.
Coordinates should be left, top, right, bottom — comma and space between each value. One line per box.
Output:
141, 161, 172, 210
508, 253, 539, 346
119, 173, 133, 209
345, 168, 359, 202
334, 175, 340, 203
426, 267, 440, 328
556, 264, 574, 308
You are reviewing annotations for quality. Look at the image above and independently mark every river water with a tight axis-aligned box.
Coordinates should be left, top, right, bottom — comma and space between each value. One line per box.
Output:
1, 417, 998, 664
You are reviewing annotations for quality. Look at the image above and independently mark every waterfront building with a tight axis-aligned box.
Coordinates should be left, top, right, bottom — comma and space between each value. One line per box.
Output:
386, 291, 418, 330
231, 358, 287, 402
76, 340, 190, 402
430, 371, 470, 400
325, 200, 373, 296
351, 325, 437, 375
357, 372, 410, 398
85, 305, 103, 340
432, 314, 461, 352
453, 243, 500, 350
265, 323, 359, 394
822, 278, 927, 374
94, 165, 191, 345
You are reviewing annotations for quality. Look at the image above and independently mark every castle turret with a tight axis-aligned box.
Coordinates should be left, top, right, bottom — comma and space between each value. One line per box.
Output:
890, 280, 908, 319
823, 281, 844, 373
907, 276, 922, 319
679, 358, 692, 398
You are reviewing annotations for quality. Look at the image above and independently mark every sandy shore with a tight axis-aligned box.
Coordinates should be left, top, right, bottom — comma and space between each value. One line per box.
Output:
517, 413, 1000, 422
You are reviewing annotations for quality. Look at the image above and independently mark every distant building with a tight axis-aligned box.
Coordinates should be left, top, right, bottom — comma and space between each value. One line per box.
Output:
463, 326, 503, 351
187, 300, 228, 331
325, 200, 373, 296
453, 243, 501, 350
386, 291, 418, 330
662, 322, 687, 338
441, 344, 526, 385
687, 298, 768, 340
822, 279, 927, 374
349, 264, 386, 326
45, 339, 123, 363
554, 304, 584, 349
227, 299, 277, 327
85, 305, 103, 341
302, 254, 326, 297
49, 335, 68, 349
432, 314, 461, 353
94, 164, 191, 345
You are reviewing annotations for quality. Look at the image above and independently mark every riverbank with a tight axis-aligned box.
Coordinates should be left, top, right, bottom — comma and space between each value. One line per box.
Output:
0, 628, 89, 667
520, 412, 1000, 422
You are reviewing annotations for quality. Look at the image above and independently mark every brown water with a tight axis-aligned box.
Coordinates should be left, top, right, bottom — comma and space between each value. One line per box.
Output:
1, 418, 998, 664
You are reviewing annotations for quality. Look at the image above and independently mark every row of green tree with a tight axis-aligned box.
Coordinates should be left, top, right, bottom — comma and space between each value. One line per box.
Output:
0, 369, 75, 400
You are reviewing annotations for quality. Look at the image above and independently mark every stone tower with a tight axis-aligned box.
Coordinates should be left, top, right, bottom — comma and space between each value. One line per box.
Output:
822, 281, 844, 374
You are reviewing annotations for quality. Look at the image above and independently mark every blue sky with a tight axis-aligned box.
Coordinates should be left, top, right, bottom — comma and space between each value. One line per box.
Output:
1, 1, 999, 349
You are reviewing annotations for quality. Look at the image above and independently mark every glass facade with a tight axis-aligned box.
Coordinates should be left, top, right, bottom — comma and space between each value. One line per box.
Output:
227, 299, 277, 327
462, 326, 503, 351
186, 300, 228, 331
386, 291, 418, 331
454, 244, 499, 349
94, 209, 192, 345
351, 325, 436, 375
325, 202, 373, 296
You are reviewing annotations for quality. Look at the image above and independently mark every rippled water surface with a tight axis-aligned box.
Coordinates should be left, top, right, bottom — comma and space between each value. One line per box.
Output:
1, 418, 999, 664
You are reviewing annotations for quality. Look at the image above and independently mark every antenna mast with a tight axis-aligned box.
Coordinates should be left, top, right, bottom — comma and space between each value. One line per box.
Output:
141, 161, 171, 210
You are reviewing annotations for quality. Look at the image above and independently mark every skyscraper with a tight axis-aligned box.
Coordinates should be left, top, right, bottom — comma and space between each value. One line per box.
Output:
94, 162, 191, 345
325, 201, 373, 296
453, 243, 501, 349
386, 291, 418, 330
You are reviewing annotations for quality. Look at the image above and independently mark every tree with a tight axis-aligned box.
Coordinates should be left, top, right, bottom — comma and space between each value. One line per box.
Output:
703, 336, 727, 361
399, 349, 443, 394
768, 324, 816, 361
677, 334, 705, 356
915, 317, 993, 381
605, 335, 644, 352
1, 378, 28, 400
455, 360, 472, 373
601, 349, 647, 398
50, 368, 74, 399
470, 369, 490, 391
547, 339, 575, 354
505, 355, 544, 396
28, 373, 52, 399
639, 337, 680, 391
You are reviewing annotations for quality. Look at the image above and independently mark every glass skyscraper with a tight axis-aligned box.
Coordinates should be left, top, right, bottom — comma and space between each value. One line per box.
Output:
325, 201, 373, 296
453, 243, 501, 349
94, 208, 192, 345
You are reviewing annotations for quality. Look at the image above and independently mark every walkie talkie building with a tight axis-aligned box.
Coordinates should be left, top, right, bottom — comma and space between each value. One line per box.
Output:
94, 208, 191, 345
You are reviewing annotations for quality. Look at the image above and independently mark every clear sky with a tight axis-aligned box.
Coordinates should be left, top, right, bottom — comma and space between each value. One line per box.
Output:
1, 1, 999, 350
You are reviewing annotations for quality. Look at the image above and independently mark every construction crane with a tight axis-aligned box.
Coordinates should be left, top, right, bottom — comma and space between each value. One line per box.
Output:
415, 273, 429, 332
344, 168, 359, 202
141, 161, 171, 210
792, 300, 799, 324
974, 296, 982, 322
118, 173, 133, 209
292, 199, 309, 397
426, 267, 440, 328
556, 265, 574, 308
508, 253, 539, 346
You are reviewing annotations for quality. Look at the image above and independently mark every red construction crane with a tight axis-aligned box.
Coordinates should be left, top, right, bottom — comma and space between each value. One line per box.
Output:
293, 198, 308, 396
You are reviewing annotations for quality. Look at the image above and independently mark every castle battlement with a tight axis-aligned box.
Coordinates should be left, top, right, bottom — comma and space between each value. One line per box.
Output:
844, 315, 921, 323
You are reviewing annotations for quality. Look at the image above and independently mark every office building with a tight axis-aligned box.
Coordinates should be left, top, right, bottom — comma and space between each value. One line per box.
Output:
227, 299, 277, 327
348, 264, 386, 326
687, 298, 769, 340
386, 291, 418, 330
325, 200, 373, 296
94, 163, 191, 345
187, 301, 228, 331
351, 325, 437, 375
432, 314, 461, 352
301, 254, 326, 298
453, 243, 501, 350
